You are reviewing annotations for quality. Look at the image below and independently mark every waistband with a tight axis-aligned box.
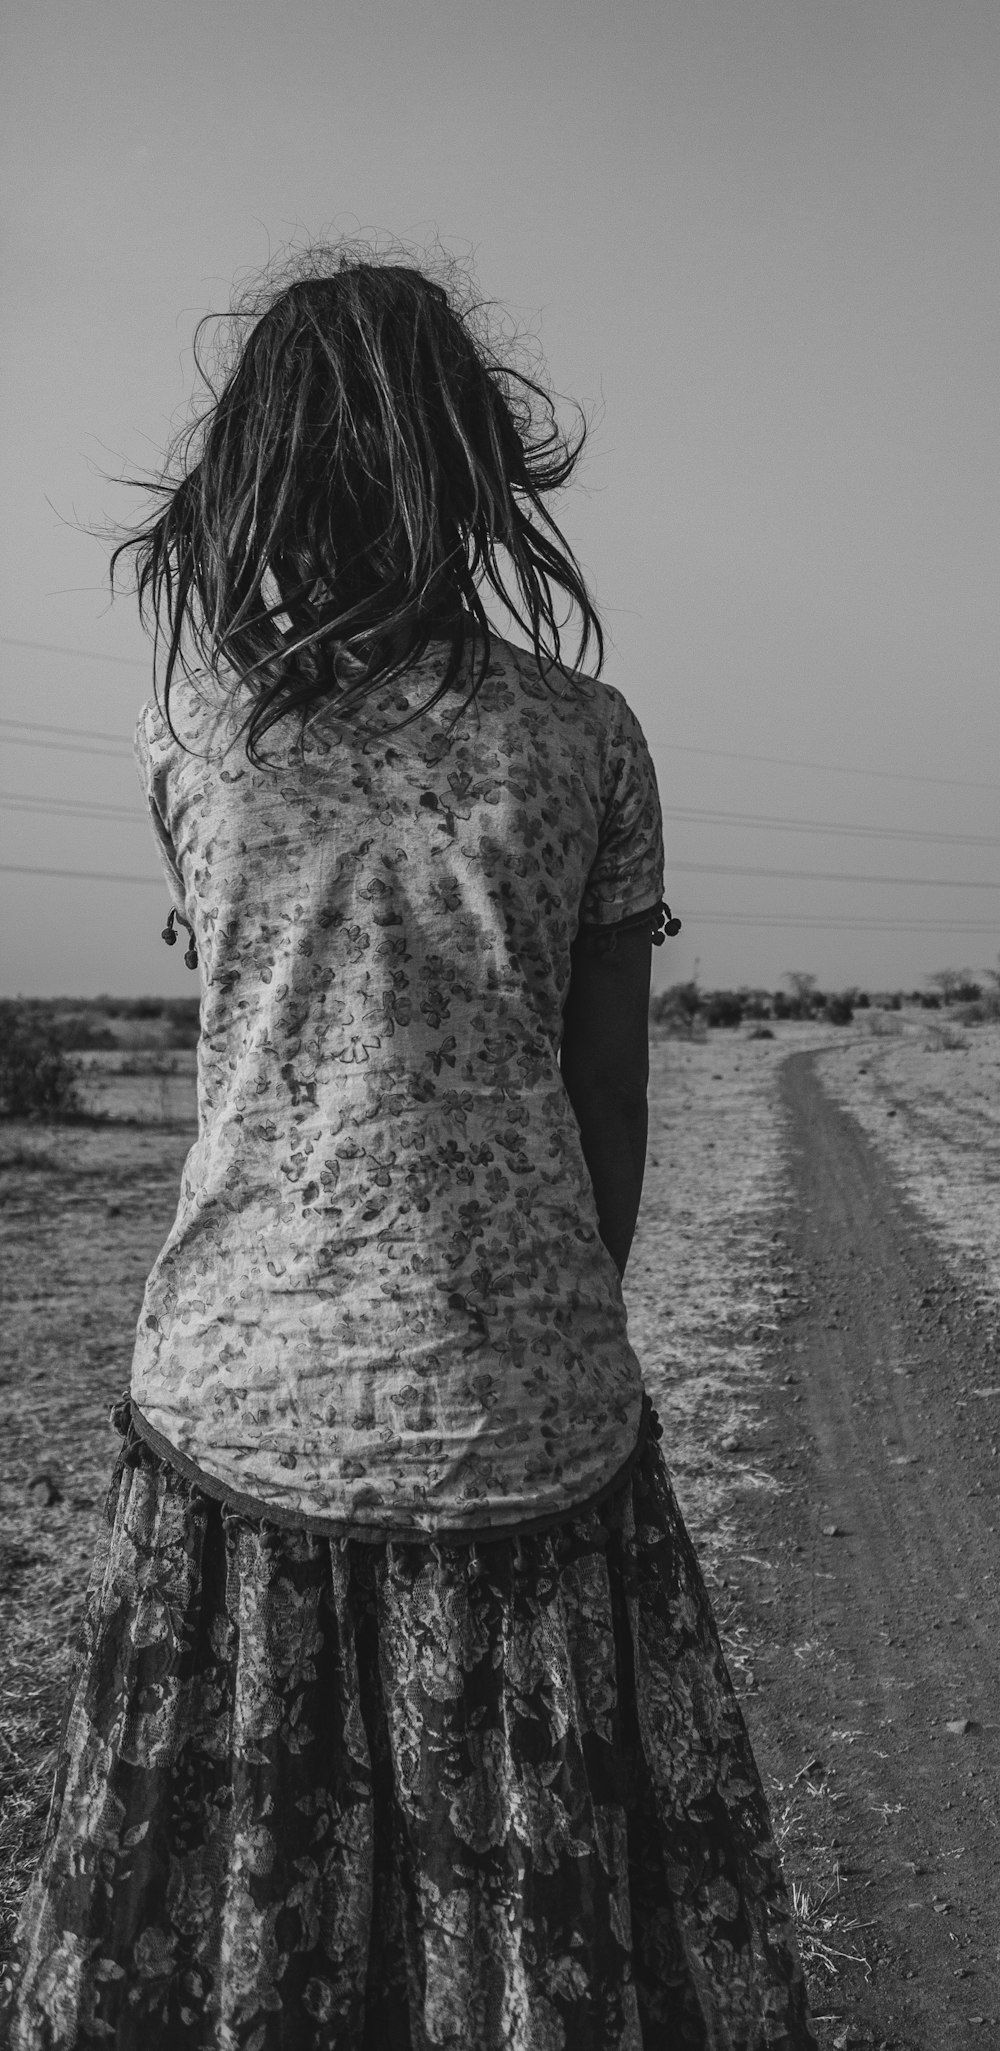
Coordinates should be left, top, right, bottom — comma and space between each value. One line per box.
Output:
108, 1389, 663, 1547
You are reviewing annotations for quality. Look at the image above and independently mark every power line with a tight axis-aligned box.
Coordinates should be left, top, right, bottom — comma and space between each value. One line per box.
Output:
664, 805, 1000, 850
0, 714, 134, 744
2, 637, 998, 793
650, 738, 1000, 794
7, 734, 1000, 845
671, 860, 1000, 890
5, 721, 1000, 852
1, 732, 133, 759
685, 911, 999, 932
4, 797, 1000, 894
0, 862, 997, 933
0, 636, 149, 669
1, 864, 995, 944
1, 793, 142, 820
0, 863, 162, 885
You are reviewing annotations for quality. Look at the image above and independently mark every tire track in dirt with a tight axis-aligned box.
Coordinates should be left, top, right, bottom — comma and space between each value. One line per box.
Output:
749, 1048, 1000, 2048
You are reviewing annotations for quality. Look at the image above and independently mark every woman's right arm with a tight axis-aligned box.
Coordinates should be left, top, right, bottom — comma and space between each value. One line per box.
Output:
559, 925, 653, 1281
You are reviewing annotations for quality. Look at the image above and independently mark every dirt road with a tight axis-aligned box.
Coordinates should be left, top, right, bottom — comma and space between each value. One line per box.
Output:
734, 1048, 1000, 2048
4, 1033, 1000, 2049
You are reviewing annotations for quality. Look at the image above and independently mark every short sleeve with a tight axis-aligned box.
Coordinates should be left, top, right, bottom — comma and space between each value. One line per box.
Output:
578, 689, 665, 929
134, 709, 187, 918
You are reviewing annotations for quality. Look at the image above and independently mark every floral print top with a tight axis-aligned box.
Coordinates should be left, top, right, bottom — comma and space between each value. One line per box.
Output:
130, 632, 665, 1537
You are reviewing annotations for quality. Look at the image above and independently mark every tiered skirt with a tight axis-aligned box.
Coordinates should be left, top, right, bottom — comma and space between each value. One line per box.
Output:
6, 1397, 816, 2049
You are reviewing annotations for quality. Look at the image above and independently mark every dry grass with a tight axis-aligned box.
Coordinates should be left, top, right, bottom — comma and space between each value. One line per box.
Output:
0, 1673, 74, 1965
0, 1111, 195, 1980
769, 1777, 872, 2005
921, 1022, 970, 1053
791, 1874, 870, 1987
625, 1020, 841, 1577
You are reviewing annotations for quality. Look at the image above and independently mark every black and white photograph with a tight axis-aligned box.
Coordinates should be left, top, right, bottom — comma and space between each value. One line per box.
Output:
3, 5, 1000, 2046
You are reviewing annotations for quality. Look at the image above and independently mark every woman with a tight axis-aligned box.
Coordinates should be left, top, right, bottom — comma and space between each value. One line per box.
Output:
7, 246, 817, 2048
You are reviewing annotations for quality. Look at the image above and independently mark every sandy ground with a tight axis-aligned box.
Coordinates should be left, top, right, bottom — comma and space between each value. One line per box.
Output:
628, 1014, 1000, 2050
3, 1015, 1000, 2047
816, 1017, 1000, 1307
626, 1018, 840, 1569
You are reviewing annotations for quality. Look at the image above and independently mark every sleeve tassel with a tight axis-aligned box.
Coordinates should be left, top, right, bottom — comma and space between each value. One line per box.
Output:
576, 899, 682, 958
161, 906, 199, 970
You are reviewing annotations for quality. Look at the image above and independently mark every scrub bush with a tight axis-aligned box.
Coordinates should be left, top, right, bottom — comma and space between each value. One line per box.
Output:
704, 991, 744, 1028
0, 1001, 83, 1119
650, 982, 704, 1038
823, 994, 854, 1025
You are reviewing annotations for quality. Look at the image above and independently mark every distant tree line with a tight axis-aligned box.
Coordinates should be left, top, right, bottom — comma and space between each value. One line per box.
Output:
3, 970, 999, 1121
651, 961, 1000, 1036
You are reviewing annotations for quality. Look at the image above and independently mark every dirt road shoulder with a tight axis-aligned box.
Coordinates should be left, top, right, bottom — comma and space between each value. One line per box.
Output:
731, 1047, 1000, 2049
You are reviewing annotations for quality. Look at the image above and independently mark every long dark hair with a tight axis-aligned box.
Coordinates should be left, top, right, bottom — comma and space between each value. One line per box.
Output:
111, 241, 605, 764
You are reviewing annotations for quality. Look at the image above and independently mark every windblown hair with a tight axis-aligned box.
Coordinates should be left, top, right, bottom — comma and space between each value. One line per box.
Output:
111, 240, 605, 764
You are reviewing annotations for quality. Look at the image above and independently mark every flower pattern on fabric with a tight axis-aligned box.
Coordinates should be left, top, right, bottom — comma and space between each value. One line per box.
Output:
128, 635, 667, 1536
6, 1405, 818, 2050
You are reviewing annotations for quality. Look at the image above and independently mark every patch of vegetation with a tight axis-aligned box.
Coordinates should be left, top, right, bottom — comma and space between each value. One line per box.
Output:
956, 996, 1000, 1024
0, 1144, 60, 1172
113, 1053, 187, 1078
0, 1601, 86, 1989
738, 990, 773, 1021
94, 995, 166, 1020
768, 1773, 871, 2008
823, 995, 854, 1026
0, 1002, 83, 1120
703, 990, 744, 1029
923, 1023, 969, 1052
46, 1011, 118, 1051
651, 980, 706, 1038
162, 999, 200, 1050
927, 968, 985, 1005
864, 1009, 905, 1038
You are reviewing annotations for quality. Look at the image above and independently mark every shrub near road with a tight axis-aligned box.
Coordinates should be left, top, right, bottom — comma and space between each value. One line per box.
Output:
0, 1002, 82, 1120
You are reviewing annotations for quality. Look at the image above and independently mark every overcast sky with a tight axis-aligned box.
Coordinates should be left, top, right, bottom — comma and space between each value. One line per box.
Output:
3, 0, 1000, 999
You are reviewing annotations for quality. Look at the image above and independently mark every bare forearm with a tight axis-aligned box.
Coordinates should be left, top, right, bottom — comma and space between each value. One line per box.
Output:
565, 1086, 648, 1280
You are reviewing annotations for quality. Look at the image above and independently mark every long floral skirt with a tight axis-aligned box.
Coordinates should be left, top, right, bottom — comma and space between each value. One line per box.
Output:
6, 1397, 817, 2050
